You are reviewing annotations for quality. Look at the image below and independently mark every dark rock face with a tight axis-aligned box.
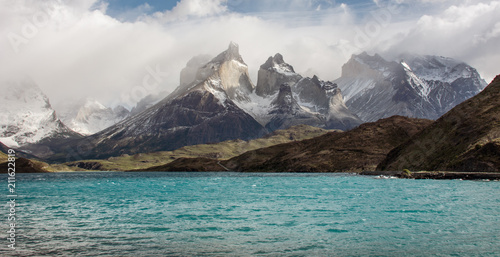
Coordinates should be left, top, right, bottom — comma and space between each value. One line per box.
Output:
256, 54, 302, 96
55, 90, 267, 162
266, 84, 325, 131
335, 52, 487, 122
293, 76, 331, 113
378, 75, 500, 172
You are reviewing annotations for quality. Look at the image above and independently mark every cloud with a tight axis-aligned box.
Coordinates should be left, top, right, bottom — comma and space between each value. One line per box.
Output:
384, 1, 500, 81
151, 0, 227, 22
0, 0, 498, 113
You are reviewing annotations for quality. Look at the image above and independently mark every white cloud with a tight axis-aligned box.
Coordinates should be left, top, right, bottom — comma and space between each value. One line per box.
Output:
384, 1, 500, 81
151, 0, 227, 22
0, 0, 498, 113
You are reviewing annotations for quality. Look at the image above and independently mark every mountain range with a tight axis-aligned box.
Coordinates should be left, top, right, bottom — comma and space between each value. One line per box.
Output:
0, 43, 489, 165
42, 43, 365, 161
139, 75, 499, 173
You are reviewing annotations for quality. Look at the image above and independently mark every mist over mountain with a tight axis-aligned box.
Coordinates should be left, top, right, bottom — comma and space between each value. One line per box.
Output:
335, 52, 487, 122
0, 78, 80, 148
46, 43, 268, 161
58, 98, 130, 135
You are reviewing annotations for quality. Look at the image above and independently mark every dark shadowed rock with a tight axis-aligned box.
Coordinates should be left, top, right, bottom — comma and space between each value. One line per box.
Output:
378, 75, 500, 172
266, 84, 325, 131
256, 53, 302, 96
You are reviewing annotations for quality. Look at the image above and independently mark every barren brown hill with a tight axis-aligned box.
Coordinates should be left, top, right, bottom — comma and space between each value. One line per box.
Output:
0, 158, 49, 173
144, 116, 432, 172
378, 75, 500, 172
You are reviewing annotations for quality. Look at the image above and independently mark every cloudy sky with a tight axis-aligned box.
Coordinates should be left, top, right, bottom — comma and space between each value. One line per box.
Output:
1, 0, 499, 109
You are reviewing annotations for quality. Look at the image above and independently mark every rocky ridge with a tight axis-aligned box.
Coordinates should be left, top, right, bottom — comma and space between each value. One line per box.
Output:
378, 75, 500, 172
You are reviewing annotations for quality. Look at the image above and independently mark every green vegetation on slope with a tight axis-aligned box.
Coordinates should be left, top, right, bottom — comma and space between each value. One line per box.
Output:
65, 124, 332, 171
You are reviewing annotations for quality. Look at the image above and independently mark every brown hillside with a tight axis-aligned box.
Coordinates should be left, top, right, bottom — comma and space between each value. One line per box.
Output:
378, 75, 500, 172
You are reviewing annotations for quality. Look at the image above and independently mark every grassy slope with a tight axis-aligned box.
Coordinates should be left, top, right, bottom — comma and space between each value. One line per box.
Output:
65, 124, 332, 171
0, 151, 7, 163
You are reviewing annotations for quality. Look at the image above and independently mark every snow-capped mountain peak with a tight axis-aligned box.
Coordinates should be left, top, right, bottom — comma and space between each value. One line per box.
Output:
335, 52, 488, 122
0, 78, 77, 148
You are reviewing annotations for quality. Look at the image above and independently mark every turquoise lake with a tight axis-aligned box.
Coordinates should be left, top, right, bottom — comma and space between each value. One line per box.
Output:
2, 172, 500, 256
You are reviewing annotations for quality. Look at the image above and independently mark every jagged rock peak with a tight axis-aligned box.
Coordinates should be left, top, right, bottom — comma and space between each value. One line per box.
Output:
256, 53, 301, 97
261, 53, 296, 73
354, 52, 387, 63
212, 41, 245, 65
311, 75, 320, 84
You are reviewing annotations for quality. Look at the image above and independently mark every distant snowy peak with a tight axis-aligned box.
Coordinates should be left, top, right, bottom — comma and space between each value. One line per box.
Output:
0, 78, 77, 148
335, 52, 488, 122
399, 54, 485, 87
59, 98, 130, 136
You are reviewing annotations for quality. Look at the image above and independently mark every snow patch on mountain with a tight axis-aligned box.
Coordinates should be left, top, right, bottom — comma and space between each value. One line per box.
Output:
335, 52, 488, 122
0, 78, 75, 147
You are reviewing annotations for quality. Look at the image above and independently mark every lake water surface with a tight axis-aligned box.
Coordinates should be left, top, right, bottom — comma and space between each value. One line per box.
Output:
2, 172, 500, 256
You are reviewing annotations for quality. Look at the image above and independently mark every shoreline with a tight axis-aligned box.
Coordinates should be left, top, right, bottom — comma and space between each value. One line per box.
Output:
360, 171, 500, 180
4, 168, 500, 180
